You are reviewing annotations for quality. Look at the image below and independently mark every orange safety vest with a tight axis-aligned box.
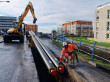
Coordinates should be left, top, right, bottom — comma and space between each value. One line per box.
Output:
60, 44, 78, 59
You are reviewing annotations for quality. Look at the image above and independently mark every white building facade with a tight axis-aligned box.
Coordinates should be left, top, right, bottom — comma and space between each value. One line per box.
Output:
94, 3, 110, 42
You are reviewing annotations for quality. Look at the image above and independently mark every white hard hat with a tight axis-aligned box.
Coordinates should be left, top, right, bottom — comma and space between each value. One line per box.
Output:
63, 42, 67, 47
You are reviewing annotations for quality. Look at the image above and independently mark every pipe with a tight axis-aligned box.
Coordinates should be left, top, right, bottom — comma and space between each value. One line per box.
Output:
29, 31, 57, 76
31, 31, 65, 73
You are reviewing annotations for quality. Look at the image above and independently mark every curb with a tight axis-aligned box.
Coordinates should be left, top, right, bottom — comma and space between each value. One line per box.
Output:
78, 55, 110, 74
65, 65, 87, 82
96, 64, 110, 74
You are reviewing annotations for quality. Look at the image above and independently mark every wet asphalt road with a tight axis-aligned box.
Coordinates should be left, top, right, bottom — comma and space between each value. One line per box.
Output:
0, 37, 39, 82
40, 38, 110, 82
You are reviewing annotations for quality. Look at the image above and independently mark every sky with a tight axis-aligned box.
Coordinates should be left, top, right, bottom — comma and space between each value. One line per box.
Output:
0, 0, 110, 33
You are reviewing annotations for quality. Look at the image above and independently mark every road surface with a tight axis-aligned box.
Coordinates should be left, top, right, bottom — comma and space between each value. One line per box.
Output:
0, 37, 39, 82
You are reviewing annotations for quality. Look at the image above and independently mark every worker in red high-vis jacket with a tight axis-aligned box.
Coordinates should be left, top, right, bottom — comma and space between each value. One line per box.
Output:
60, 42, 79, 64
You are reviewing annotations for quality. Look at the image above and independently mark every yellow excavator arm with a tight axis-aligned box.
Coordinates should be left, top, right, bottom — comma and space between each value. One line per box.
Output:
7, 1, 37, 33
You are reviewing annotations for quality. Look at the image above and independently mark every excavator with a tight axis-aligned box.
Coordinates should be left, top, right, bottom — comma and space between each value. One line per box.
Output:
3, 1, 37, 43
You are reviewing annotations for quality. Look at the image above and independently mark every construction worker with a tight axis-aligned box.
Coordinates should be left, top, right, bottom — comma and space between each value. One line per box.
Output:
60, 42, 79, 64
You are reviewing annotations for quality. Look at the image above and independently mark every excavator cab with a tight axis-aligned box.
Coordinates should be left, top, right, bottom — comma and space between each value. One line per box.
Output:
13, 22, 25, 33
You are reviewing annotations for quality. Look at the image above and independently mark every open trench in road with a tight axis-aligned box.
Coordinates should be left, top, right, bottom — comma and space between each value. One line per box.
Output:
31, 47, 57, 82
31, 46, 73, 82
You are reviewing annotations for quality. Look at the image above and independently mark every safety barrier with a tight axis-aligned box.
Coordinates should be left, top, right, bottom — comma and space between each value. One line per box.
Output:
57, 34, 65, 42
29, 31, 65, 76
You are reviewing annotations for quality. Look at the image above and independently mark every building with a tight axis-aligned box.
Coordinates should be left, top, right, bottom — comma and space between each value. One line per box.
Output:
62, 20, 93, 37
57, 27, 65, 34
25, 24, 38, 33
0, 16, 17, 32
94, 3, 110, 42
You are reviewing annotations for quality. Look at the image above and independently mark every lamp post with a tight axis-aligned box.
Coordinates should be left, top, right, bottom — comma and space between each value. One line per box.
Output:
0, 1, 10, 3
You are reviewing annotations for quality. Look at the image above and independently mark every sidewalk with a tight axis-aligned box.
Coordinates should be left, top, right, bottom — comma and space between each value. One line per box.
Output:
67, 38, 110, 51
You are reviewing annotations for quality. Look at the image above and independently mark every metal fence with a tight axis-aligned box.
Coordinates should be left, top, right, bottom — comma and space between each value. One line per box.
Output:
56, 36, 110, 63
57, 34, 65, 42
72, 39, 110, 63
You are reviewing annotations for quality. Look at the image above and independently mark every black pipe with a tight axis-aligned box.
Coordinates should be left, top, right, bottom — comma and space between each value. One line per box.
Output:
31, 31, 64, 73
29, 31, 57, 75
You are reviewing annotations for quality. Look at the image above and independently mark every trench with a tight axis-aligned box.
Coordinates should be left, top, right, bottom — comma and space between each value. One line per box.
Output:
31, 47, 56, 82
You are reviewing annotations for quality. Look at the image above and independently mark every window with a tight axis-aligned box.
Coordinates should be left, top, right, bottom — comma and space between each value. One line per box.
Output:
96, 11, 99, 21
108, 10, 110, 19
106, 34, 109, 39
96, 32, 98, 39
107, 22, 110, 30
96, 23, 99, 29
83, 29, 88, 32
30, 27, 32, 29
76, 29, 80, 32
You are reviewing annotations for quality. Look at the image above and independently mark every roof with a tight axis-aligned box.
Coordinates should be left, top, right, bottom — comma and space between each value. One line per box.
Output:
75, 20, 92, 22
97, 2, 110, 9
0, 16, 16, 18
62, 20, 92, 25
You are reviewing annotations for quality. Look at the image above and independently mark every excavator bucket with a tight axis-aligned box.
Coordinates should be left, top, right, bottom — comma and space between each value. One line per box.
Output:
33, 17, 37, 23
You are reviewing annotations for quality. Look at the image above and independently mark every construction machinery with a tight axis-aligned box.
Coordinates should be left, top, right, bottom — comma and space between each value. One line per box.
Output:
3, 1, 37, 43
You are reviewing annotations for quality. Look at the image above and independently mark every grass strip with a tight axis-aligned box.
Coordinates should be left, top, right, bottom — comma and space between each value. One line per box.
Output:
79, 53, 110, 69
70, 37, 110, 47
0, 36, 2, 38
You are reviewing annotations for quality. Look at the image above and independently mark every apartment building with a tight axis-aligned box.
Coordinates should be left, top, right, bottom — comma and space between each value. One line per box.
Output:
62, 20, 93, 37
25, 24, 38, 33
94, 3, 110, 42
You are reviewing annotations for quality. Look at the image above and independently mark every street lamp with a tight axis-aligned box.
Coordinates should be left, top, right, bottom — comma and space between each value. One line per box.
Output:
0, 1, 10, 3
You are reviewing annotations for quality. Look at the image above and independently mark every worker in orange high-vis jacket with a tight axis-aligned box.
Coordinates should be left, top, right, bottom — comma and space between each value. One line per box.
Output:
60, 42, 79, 64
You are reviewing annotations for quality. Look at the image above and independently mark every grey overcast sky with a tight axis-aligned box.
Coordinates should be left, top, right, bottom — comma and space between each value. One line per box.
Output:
0, 0, 110, 33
